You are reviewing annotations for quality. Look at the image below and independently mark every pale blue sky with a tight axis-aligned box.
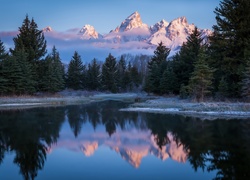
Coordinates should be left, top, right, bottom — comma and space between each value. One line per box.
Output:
1, 0, 220, 34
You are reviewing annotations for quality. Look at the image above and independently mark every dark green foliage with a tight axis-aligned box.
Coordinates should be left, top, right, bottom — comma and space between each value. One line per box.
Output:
0, 40, 8, 94
117, 55, 127, 91
160, 65, 179, 94
145, 42, 170, 94
173, 27, 204, 89
218, 77, 229, 98
188, 51, 214, 102
101, 53, 118, 93
66, 51, 84, 90
125, 62, 141, 91
13, 48, 36, 94
10, 15, 47, 92
241, 59, 250, 100
2, 56, 24, 94
86, 58, 101, 91
0, 40, 8, 61
40, 46, 65, 92
1, 48, 35, 95
11, 15, 47, 63
209, 0, 250, 97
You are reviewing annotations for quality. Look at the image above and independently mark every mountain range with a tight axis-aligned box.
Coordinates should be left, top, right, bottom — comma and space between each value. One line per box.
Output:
44, 11, 212, 52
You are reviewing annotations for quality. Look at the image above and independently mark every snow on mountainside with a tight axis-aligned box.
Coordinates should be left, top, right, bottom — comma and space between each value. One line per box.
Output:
78, 24, 102, 40
102, 12, 212, 50
40, 11, 212, 59
104, 11, 151, 43
43, 26, 53, 32
149, 16, 209, 50
112, 11, 149, 33
150, 19, 169, 34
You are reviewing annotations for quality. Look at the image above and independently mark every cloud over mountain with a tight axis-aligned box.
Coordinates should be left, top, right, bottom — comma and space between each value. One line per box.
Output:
1, 11, 212, 62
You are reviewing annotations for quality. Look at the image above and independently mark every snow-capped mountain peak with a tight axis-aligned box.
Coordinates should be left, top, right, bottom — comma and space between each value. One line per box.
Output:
113, 11, 148, 33
78, 24, 101, 40
42, 26, 53, 32
150, 19, 169, 34
171, 16, 188, 26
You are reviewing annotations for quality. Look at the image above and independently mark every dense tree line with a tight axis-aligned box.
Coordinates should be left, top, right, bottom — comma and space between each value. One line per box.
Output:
0, 16, 142, 95
0, 0, 250, 101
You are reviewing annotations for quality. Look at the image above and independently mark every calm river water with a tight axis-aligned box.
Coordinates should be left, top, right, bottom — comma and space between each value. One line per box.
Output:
0, 101, 249, 180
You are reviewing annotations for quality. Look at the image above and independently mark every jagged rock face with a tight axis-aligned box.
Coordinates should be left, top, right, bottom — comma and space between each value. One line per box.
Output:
43, 26, 53, 32
78, 24, 101, 40
113, 11, 149, 33
43, 11, 212, 52
150, 19, 169, 34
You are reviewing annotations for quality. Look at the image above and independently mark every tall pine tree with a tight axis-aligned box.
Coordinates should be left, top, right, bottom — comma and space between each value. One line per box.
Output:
241, 57, 250, 101
86, 58, 100, 91
188, 50, 214, 102
41, 46, 65, 92
117, 55, 126, 91
0, 40, 8, 94
101, 53, 118, 93
13, 48, 35, 94
173, 27, 204, 90
10, 15, 47, 91
145, 42, 170, 94
67, 51, 84, 90
209, 0, 250, 97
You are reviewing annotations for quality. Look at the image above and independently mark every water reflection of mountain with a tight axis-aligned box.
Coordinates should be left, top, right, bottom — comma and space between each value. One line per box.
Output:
51, 130, 188, 168
0, 101, 250, 180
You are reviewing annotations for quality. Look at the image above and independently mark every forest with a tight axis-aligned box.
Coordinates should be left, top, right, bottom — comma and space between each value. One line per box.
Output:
0, 0, 250, 102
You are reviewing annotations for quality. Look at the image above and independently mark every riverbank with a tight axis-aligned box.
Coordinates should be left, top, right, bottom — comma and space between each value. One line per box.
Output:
1, 92, 250, 119
0, 91, 141, 109
120, 97, 250, 119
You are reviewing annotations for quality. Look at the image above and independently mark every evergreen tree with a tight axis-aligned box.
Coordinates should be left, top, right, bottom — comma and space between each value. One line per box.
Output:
129, 65, 141, 91
67, 51, 84, 90
218, 77, 229, 98
11, 15, 47, 63
124, 62, 132, 91
160, 65, 178, 94
145, 42, 170, 94
86, 58, 100, 91
81, 64, 87, 89
10, 15, 47, 91
0, 40, 8, 94
173, 27, 204, 89
117, 55, 126, 91
188, 51, 214, 102
241, 58, 250, 100
209, 0, 250, 97
101, 53, 118, 93
13, 48, 35, 94
41, 46, 65, 92
3, 56, 23, 94
0, 40, 8, 61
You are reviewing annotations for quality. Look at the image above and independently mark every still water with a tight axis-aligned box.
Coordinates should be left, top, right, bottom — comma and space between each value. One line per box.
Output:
0, 101, 249, 180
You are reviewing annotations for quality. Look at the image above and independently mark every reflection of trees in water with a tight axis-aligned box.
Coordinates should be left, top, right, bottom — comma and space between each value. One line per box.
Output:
0, 102, 250, 180
66, 101, 250, 180
67, 105, 87, 137
145, 113, 250, 180
13, 143, 46, 180
0, 107, 65, 180
66, 101, 144, 137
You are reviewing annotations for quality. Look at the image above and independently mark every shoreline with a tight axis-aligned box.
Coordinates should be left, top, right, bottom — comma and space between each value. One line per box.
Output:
0, 93, 140, 109
1, 93, 250, 119
121, 97, 250, 120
